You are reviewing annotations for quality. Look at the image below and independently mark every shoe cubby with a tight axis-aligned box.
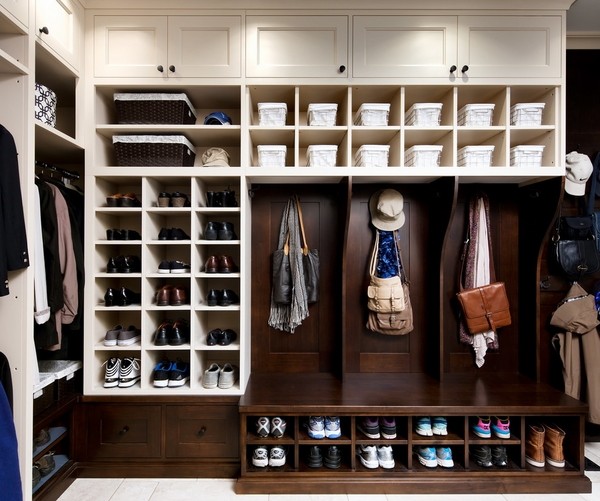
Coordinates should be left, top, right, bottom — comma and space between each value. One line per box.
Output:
93, 309, 141, 349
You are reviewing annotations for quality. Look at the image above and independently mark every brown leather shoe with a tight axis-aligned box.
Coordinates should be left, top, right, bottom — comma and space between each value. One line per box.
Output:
204, 255, 219, 273
156, 285, 174, 306
544, 423, 566, 468
219, 255, 237, 273
525, 424, 545, 467
170, 286, 187, 306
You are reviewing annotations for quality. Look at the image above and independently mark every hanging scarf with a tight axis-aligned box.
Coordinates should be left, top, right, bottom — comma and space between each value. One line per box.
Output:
268, 197, 309, 333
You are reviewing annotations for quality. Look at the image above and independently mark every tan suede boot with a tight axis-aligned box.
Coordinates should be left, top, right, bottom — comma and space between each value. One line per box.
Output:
544, 423, 566, 468
525, 424, 545, 467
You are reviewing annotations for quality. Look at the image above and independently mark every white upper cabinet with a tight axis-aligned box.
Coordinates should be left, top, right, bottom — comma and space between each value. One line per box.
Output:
36, 0, 83, 72
245, 15, 348, 78
0, 0, 28, 27
353, 15, 562, 79
94, 15, 241, 78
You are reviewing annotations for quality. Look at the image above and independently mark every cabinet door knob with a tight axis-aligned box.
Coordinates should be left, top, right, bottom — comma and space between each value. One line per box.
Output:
169, 65, 176, 73
461, 65, 469, 73
39, 26, 49, 35
197, 426, 207, 437
338, 65, 346, 73
449, 65, 457, 73
157, 65, 164, 73
119, 425, 129, 435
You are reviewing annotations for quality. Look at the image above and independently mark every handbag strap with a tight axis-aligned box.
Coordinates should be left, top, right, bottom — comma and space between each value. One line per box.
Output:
369, 231, 380, 276
587, 152, 600, 215
296, 196, 309, 256
393, 230, 409, 284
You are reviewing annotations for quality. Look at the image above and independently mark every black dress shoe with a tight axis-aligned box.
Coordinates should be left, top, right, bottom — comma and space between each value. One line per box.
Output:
158, 227, 171, 240
119, 286, 141, 306
169, 228, 190, 240
222, 190, 238, 207
106, 256, 123, 273
170, 319, 189, 345
106, 229, 123, 240
220, 329, 237, 346
218, 289, 239, 306
104, 287, 116, 306
206, 328, 222, 346
122, 229, 141, 240
218, 222, 237, 240
121, 255, 141, 273
204, 222, 218, 240
206, 191, 215, 207
155, 321, 171, 346
206, 289, 220, 306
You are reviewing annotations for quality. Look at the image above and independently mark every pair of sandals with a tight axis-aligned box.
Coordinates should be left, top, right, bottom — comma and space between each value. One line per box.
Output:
206, 328, 237, 346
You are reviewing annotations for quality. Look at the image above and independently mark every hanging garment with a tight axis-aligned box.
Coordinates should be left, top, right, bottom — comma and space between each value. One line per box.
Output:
0, 125, 29, 297
33, 184, 50, 324
0, 355, 22, 501
551, 282, 600, 424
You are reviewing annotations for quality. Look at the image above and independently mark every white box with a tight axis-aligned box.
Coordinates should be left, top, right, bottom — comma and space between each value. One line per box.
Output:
405, 145, 443, 167
307, 145, 337, 167
258, 102, 288, 126
458, 104, 495, 126
257, 145, 286, 167
354, 103, 390, 126
510, 145, 545, 167
510, 103, 545, 126
35, 82, 57, 127
308, 103, 337, 126
405, 103, 443, 126
457, 145, 495, 168
355, 145, 390, 167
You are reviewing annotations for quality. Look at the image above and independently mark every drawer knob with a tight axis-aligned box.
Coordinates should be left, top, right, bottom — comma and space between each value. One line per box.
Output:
338, 65, 346, 73
39, 26, 49, 35
461, 65, 469, 73
119, 425, 129, 435
449, 65, 457, 74
169, 65, 176, 73
197, 426, 207, 437
157, 65, 164, 73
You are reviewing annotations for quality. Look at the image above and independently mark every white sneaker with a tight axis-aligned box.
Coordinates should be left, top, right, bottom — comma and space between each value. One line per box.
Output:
202, 363, 221, 389
269, 446, 286, 467
218, 363, 238, 389
103, 357, 120, 387
252, 446, 268, 467
118, 357, 141, 388
377, 445, 395, 469
306, 416, 325, 439
271, 417, 287, 438
356, 444, 379, 469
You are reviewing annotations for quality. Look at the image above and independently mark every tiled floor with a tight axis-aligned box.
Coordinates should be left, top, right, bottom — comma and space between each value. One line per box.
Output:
57, 443, 600, 501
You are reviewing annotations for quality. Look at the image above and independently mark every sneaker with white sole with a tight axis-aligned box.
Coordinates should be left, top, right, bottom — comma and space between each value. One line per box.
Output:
218, 363, 238, 389
269, 446, 286, 467
377, 445, 395, 469
202, 363, 221, 389
415, 446, 437, 468
415, 416, 433, 436
357, 417, 380, 439
492, 416, 511, 439
271, 417, 287, 438
152, 360, 172, 388
325, 416, 341, 439
256, 417, 270, 437
168, 359, 190, 387
356, 444, 379, 469
380, 417, 397, 439
306, 416, 325, 439
252, 446, 268, 467
472, 416, 492, 438
103, 357, 121, 387
432, 416, 448, 436
436, 447, 454, 468
118, 357, 141, 387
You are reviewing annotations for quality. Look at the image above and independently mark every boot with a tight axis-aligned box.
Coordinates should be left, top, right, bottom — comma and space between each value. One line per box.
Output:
525, 424, 545, 467
544, 423, 566, 468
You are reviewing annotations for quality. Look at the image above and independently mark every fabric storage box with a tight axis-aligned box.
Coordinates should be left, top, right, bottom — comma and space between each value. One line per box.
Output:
457, 145, 495, 168
404, 145, 443, 167
405, 103, 442, 126
113, 135, 196, 166
258, 102, 288, 126
510, 145, 545, 167
457, 104, 495, 126
257, 145, 287, 167
114, 93, 196, 124
355, 145, 390, 167
34, 82, 57, 127
307, 103, 337, 126
510, 103, 545, 126
307, 145, 337, 167
354, 103, 390, 126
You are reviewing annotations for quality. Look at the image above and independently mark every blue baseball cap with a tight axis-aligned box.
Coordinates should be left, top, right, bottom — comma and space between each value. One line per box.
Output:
204, 111, 232, 125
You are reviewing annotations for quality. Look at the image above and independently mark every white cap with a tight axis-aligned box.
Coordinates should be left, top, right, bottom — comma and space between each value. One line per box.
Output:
565, 151, 593, 196
369, 189, 405, 230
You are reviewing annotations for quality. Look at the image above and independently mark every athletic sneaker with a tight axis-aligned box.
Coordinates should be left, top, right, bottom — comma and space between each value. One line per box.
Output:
256, 417, 270, 437
103, 325, 122, 346
377, 445, 395, 469
252, 446, 268, 467
202, 363, 220, 388
168, 359, 190, 387
271, 417, 287, 438
436, 447, 454, 468
117, 325, 141, 346
306, 416, 325, 439
357, 416, 380, 439
472, 416, 492, 438
432, 416, 448, 436
118, 357, 141, 388
103, 357, 121, 387
152, 360, 173, 388
356, 444, 379, 469
492, 445, 508, 467
218, 363, 238, 389
379, 417, 397, 439
324, 445, 342, 469
269, 446, 286, 467
325, 416, 341, 439
415, 446, 437, 468
471, 445, 493, 468
492, 416, 511, 439
415, 416, 433, 436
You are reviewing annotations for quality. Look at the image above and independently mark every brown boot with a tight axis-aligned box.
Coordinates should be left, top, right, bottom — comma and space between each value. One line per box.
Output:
525, 424, 545, 467
544, 423, 566, 468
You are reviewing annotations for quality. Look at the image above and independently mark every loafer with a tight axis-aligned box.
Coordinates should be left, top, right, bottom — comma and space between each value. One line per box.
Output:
121, 255, 141, 273
106, 255, 122, 273
204, 255, 219, 273
106, 228, 123, 240
203, 222, 218, 240
118, 193, 141, 207
170, 319, 189, 345
122, 229, 141, 240
206, 328, 222, 346
220, 328, 237, 346
218, 222, 237, 240
170, 286, 187, 306
119, 287, 141, 306
169, 227, 190, 240
154, 321, 171, 346
219, 289, 239, 306
158, 227, 171, 240
206, 289, 220, 306
219, 255, 237, 273
156, 285, 174, 306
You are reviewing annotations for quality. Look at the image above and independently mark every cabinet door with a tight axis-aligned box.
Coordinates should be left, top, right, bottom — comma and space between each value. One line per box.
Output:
168, 16, 241, 78
457, 16, 562, 78
0, 0, 28, 27
246, 15, 348, 78
94, 16, 168, 78
36, 0, 83, 71
353, 16, 457, 78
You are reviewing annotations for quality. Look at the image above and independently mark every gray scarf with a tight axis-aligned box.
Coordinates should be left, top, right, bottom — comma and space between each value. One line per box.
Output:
268, 196, 309, 333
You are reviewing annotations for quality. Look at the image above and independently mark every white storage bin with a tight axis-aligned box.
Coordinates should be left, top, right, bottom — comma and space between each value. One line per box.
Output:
355, 145, 390, 167
458, 104, 495, 126
308, 103, 337, 126
35, 82, 57, 127
457, 145, 495, 168
354, 103, 390, 126
307, 145, 337, 167
258, 102, 288, 126
510, 103, 545, 126
510, 145, 545, 167
257, 145, 287, 167
405, 103, 443, 126
405, 145, 443, 167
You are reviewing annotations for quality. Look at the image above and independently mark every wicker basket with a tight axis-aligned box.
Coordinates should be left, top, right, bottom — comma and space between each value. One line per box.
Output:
114, 93, 197, 124
113, 135, 197, 166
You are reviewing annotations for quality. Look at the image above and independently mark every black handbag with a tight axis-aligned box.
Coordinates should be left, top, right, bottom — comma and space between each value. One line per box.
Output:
554, 238, 600, 278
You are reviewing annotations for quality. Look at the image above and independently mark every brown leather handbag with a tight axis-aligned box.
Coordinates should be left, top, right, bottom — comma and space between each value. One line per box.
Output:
456, 282, 511, 334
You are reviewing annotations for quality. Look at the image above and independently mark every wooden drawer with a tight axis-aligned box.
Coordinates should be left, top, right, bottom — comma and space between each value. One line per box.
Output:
165, 405, 239, 458
86, 404, 162, 458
